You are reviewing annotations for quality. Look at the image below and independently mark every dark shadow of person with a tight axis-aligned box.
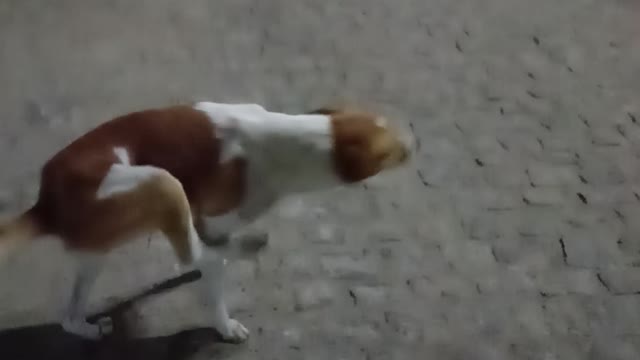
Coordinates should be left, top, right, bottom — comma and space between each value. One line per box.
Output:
0, 270, 243, 360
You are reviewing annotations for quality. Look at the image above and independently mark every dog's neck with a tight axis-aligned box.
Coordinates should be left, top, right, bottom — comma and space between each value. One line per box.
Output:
253, 113, 343, 197
195, 102, 341, 197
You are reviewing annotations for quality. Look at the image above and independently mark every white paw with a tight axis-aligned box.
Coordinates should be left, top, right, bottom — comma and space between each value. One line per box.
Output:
220, 318, 249, 343
62, 317, 113, 339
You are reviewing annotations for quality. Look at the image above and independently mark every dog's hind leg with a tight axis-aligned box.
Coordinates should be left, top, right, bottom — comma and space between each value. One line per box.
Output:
61, 252, 109, 339
58, 164, 204, 338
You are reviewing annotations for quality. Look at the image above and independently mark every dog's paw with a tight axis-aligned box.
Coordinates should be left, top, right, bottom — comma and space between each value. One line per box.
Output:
220, 318, 249, 343
62, 317, 113, 339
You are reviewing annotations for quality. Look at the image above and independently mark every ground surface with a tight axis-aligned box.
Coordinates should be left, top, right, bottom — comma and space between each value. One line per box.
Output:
1, 0, 640, 359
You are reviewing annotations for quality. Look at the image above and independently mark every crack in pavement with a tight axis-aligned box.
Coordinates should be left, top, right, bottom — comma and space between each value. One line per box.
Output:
596, 273, 612, 293
558, 237, 568, 265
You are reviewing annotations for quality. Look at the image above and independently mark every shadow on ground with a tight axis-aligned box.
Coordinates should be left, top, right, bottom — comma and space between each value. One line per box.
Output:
0, 324, 228, 360
0, 270, 238, 360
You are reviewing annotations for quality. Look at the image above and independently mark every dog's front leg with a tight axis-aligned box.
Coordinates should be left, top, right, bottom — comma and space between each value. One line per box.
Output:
196, 193, 275, 248
195, 211, 247, 246
196, 248, 249, 343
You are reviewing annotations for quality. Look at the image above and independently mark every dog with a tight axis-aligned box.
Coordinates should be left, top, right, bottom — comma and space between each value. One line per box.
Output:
0, 102, 412, 343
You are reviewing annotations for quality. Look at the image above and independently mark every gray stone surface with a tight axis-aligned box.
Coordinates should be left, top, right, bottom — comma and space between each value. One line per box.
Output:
1, 0, 640, 359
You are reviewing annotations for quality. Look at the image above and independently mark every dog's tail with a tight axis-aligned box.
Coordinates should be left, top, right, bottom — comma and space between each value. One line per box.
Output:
0, 208, 43, 263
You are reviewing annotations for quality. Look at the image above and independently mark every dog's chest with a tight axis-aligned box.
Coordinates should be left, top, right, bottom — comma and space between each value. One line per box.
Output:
193, 157, 247, 216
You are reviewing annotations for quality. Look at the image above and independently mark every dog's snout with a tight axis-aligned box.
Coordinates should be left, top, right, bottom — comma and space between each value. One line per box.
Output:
398, 129, 416, 161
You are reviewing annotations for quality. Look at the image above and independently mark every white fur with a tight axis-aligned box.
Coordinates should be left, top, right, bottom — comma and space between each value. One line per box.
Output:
196, 247, 249, 341
96, 163, 160, 200
187, 220, 203, 262
219, 138, 245, 163
193, 102, 340, 196
113, 146, 130, 165
62, 252, 110, 339
96, 147, 154, 200
193, 102, 331, 149
167, 246, 248, 341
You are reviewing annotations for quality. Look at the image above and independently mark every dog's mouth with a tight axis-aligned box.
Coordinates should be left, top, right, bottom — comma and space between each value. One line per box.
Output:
380, 143, 410, 169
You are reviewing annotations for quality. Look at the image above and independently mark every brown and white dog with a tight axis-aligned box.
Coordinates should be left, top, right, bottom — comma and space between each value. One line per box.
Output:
0, 102, 411, 343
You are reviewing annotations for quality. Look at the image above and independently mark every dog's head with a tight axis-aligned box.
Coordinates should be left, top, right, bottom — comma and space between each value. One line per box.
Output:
309, 106, 413, 183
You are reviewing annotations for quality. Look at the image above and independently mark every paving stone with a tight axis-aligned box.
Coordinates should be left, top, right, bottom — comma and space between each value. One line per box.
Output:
591, 127, 626, 147
560, 205, 620, 231
440, 239, 497, 273
538, 149, 580, 165
492, 236, 564, 270
335, 323, 381, 343
618, 205, 640, 261
418, 155, 485, 187
466, 215, 503, 241
501, 207, 565, 238
547, 335, 593, 360
281, 325, 303, 348
411, 273, 477, 299
572, 185, 636, 206
483, 163, 530, 187
293, 280, 336, 311
589, 334, 640, 360
350, 286, 388, 306
305, 223, 345, 244
527, 162, 579, 186
522, 186, 568, 207
600, 296, 640, 336
475, 266, 537, 294
578, 153, 626, 185
383, 311, 425, 343
598, 268, 640, 295
542, 296, 599, 336
561, 228, 628, 268
320, 255, 377, 281
283, 253, 322, 278
511, 298, 550, 339
534, 269, 603, 296
453, 188, 521, 211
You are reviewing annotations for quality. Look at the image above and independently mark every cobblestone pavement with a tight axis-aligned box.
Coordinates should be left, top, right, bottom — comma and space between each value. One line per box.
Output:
1, 0, 640, 359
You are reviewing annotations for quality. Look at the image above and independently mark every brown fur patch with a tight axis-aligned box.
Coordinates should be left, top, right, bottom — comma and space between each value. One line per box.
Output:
329, 111, 410, 183
28, 105, 246, 257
